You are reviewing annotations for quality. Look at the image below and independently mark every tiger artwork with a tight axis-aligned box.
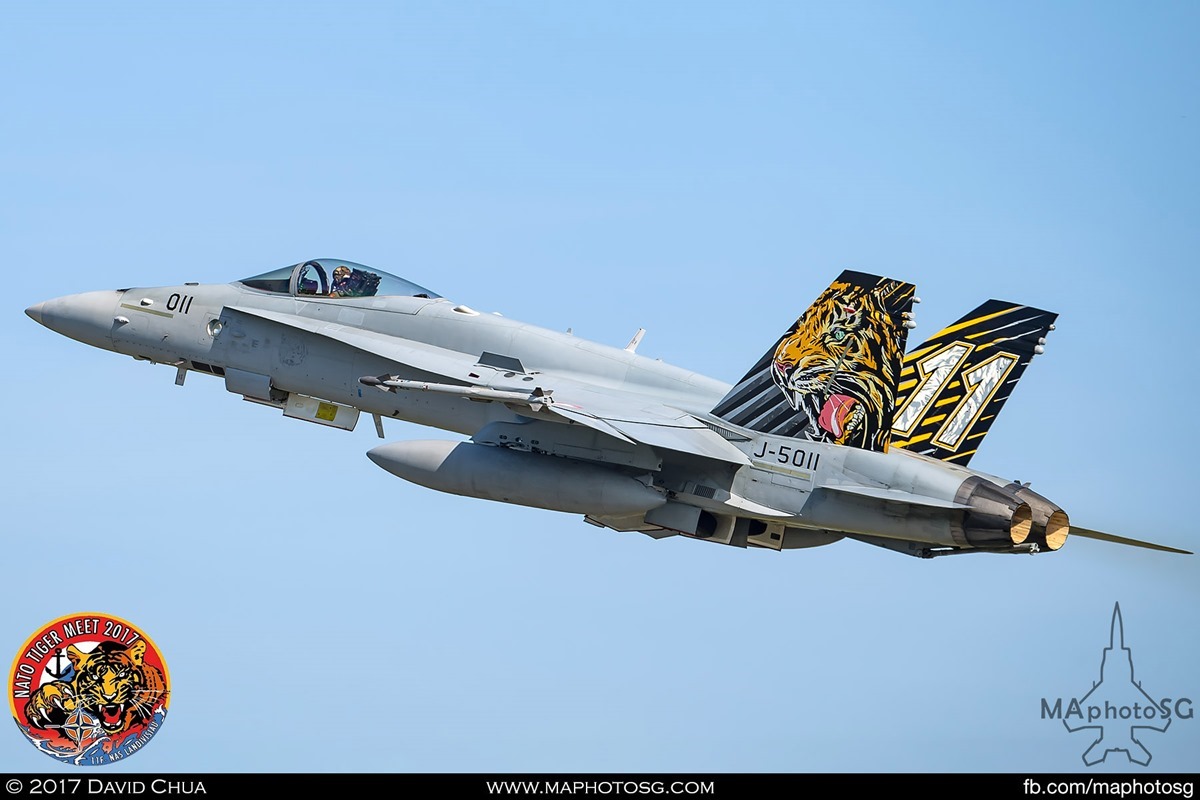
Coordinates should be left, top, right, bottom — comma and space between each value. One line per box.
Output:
710, 270, 915, 451
769, 276, 911, 450
9, 613, 171, 765
24, 641, 166, 737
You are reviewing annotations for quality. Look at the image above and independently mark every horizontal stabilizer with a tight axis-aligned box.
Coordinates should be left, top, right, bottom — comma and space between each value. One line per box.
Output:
1069, 526, 1192, 555
542, 383, 750, 465
725, 493, 795, 518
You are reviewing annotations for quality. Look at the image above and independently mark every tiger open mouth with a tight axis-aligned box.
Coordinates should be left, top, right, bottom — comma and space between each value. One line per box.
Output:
94, 703, 126, 731
818, 393, 859, 438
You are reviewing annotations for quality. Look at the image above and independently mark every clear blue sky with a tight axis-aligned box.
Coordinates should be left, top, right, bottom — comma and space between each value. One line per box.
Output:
2, 1, 1197, 772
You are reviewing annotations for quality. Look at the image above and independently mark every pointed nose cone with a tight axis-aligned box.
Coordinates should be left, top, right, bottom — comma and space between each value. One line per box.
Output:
26, 290, 124, 350
25, 302, 46, 326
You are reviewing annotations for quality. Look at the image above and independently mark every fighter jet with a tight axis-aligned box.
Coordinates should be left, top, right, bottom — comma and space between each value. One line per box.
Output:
25, 259, 1189, 557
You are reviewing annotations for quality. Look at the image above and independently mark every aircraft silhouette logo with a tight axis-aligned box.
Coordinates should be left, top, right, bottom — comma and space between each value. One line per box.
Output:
1058, 604, 1173, 766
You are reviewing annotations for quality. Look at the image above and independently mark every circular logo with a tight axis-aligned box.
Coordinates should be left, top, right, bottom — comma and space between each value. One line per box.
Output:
8, 613, 170, 766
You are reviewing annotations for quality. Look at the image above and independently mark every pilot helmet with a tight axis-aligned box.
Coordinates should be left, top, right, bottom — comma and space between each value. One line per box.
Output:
333, 266, 351, 281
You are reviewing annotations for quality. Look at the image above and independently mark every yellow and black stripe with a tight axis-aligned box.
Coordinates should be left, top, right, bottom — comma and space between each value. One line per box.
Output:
890, 300, 1057, 465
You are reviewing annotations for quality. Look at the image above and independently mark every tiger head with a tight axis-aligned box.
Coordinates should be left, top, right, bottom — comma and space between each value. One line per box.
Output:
770, 278, 906, 449
67, 640, 166, 734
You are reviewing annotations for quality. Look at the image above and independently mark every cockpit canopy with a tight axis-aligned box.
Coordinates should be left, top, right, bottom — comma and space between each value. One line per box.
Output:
238, 259, 440, 299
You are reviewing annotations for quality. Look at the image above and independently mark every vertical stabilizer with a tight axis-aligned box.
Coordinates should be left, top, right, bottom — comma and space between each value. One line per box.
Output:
891, 300, 1057, 465
711, 270, 916, 451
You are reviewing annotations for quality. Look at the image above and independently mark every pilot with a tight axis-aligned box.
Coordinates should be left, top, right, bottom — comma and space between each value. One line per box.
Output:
330, 266, 353, 297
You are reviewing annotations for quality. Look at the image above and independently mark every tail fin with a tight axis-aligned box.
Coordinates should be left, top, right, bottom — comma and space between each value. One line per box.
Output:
711, 270, 916, 451
890, 300, 1057, 465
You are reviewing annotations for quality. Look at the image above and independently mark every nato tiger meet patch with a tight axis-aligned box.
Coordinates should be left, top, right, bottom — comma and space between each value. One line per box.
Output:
9, 612, 170, 766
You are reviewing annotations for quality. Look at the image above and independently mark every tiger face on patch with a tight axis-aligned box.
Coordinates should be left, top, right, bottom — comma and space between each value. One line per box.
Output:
65, 640, 166, 735
10, 613, 170, 766
770, 279, 905, 450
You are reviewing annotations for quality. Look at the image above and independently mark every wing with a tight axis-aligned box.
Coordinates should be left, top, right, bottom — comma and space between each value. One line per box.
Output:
376, 373, 751, 465
225, 305, 748, 465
